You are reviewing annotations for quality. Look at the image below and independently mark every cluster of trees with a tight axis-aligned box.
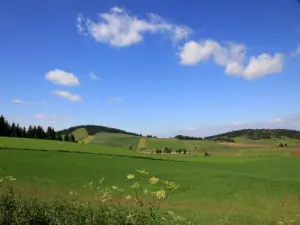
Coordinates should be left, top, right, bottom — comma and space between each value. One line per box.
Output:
146, 135, 157, 138
204, 137, 235, 143
206, 129, 300, 140
174, 135, 203, 140
154, 147, 188, 154
174, 135, 234, 142
58, 125, 142, 137
0, 115, 75, 142
279, 143, 288, 148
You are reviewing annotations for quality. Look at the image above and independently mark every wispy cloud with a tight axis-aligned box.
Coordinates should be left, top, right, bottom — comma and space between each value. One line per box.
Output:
45, 69, 80, 86
11, 99, 25, 104
34, 114, 69, 126
53, 90, 82, 102
291, 44, 300, 57
179, 39, 284, 80
107, 97, 122, 102
90, 72, 100, 80
11, 99, 47, 105
77, 6, 192, 48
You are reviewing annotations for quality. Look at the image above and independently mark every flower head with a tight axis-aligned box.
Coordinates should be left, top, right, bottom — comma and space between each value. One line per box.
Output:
155, 189, 166, 200
162, 180, 179, 190
112, 186, 118, 190
149, 176, 159, 184
131, 182, 140, 189
127, 174, 135, 180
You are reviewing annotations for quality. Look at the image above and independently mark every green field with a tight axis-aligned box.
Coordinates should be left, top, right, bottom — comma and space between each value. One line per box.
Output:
89, 132, 141, 150
71, 128, 89, 142
1, 136, 300, 224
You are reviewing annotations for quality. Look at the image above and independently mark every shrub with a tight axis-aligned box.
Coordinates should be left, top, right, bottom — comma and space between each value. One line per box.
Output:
279, 143, 284, 147
155, 148, 162, 154
183, 149, 187, 154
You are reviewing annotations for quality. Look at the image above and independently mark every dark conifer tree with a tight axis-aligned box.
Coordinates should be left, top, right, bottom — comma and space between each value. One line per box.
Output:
57, 134, 63, 141
69, 134, 76, 142
64, 134, 69, 142
10, 123, 17, 137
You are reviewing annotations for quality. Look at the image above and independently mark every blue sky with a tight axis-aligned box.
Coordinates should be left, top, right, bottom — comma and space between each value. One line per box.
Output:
1, 0, 300, 137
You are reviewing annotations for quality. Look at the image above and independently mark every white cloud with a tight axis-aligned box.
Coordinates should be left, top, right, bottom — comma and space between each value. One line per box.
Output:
243, 53, 284, 79
232, 122, 245, 126
179, 40, 246, 67
77, 7, 192, 47
45, 69, 80, 86
179, 39, 284, 79
225, 62, 244, 76
268, 117, 282, 124
291, 44, 300, 57
53, 90, 82, 102
12, 99, 25, 104
90, 72, 100, 80
34, 113, 47, 119
107, 97, 121, 102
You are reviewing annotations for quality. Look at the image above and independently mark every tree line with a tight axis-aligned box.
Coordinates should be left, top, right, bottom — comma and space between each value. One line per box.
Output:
206, 129, 300, 140
58, 125, 142, 137
174, 135, 203, 140
174, 135, 234, 142
0, 115, 76, 142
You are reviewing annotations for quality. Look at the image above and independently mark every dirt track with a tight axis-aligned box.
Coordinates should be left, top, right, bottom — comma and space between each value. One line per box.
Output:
292, 150, 300, 156
218, 142, 265, 148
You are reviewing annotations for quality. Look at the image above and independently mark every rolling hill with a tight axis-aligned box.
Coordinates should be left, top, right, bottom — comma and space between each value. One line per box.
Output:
58, 125, 141, 137
205, 129, 300, 140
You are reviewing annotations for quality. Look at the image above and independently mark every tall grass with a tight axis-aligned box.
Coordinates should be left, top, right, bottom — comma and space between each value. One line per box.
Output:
0, 169, 190, 225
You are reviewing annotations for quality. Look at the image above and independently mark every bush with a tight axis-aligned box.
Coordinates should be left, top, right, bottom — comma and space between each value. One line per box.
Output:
183, 149, 187, 154
163, 147, 172, 154
155, 148, 162, 154
279, 143, 284, 147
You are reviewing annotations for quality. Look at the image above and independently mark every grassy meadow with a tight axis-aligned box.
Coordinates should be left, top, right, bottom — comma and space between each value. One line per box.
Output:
89, 132, 141, 150
1, 135, 300, 224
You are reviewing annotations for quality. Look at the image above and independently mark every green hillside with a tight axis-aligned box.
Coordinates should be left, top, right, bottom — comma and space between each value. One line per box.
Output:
205, 129, 300, 140
89, 132, 140, 150
58, 125, 141, 137
71, 128, 89, 142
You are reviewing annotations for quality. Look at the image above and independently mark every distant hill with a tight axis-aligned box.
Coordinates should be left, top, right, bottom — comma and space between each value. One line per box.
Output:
58, 125, 141, 137
205, 129, 300, 140
70, 128, 89, 142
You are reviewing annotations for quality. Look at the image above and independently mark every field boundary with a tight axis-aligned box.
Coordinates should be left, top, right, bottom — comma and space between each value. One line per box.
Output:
0, 147, 189, 163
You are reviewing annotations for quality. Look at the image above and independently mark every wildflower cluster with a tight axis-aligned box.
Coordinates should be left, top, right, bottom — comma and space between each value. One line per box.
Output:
0, 169, 16, 185
161, 180, 180, 190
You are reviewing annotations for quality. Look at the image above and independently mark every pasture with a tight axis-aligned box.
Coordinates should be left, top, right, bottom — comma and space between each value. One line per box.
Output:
89, 132, 140, 150
1, 136, 300, 224
71, 127, 89, 142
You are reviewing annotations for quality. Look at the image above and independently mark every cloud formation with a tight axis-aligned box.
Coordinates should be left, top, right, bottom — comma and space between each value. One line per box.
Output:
90, 72, 100, 80
179, 39, 284, 80
77, 6, 192, 47
46, 69, 80, 86
11, 99, 25, 104
34, 114, 69, 126
107, 97, 122, 102
291, 44, 300, 57
53, 90, 82, 102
